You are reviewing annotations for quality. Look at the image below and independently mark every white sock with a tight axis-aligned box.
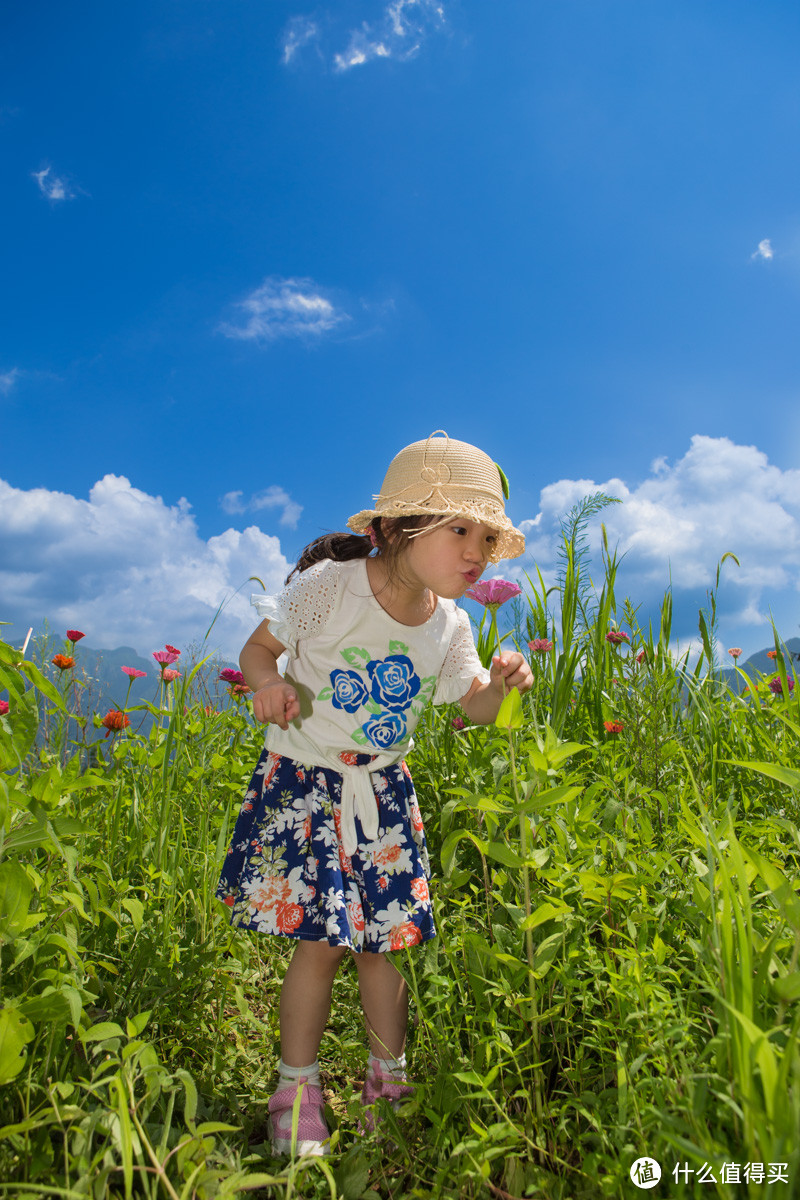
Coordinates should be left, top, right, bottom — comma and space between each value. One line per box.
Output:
368, 1051, 407, 1081
278, 1059, 320, 1090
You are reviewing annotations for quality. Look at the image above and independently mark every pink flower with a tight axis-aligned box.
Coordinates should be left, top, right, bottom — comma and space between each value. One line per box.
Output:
165, 644, 181, 656
66, 630, 85, 644
769, 676, 795, 695
232, 683, 251, 695
121, 666, 147, 679
162, 668, 181, 683
452, 716, 466, 731
0, 700, 9, 716
465, 579, 522, 610
605, 631, 630, 646
153, 649, 180, 666
636, 650, 647, 664
728, 648, 742, 660
528, 638, 553, 654
219, 668, 246, 685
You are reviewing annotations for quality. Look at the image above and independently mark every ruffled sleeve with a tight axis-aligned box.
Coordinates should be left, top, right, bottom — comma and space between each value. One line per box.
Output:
250, 559, 342, 657
432, 606, 490, 706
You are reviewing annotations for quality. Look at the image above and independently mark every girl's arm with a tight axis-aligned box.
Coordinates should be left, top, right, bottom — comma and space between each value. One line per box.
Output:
459, 652, 533, 725
240, 620, 300, 730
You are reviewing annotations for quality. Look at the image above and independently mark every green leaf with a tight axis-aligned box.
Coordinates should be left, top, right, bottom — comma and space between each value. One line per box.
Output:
0, 861, 33, 942
0, 1006, 34, 1083
19, 989, 72, 1024
316, 686, 334, 702
520, 901, 573, 932
389, 640, 410, 656
495, 686, 523, 731
334, 1147, 371, 1200
341, 647, 370, 668
350, 728, 369, 746
80, 1021, 126, 1043
486, 840, 525, 869
773, 972, 800, 1002
440, 828, 489, 877
494, 462, 510, 500
724, 760, 800, 789
121, 897, 144, 932
365, 700, 382, 715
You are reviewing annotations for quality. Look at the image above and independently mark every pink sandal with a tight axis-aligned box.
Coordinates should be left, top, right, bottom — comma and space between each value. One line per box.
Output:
268, 1081, 330, 1157
360, 1071, 413, 1133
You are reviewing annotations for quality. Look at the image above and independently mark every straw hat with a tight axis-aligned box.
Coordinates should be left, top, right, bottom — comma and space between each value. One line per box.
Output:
347, 431, 525, 563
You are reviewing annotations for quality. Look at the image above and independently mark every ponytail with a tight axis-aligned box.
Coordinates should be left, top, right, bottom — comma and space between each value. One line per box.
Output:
286, 531, 371, 582
286, 515, 435, 584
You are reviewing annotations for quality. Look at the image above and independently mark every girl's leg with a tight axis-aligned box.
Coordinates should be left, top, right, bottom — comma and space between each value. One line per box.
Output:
280, 940, 348, 1066
352, 950, 408, 1059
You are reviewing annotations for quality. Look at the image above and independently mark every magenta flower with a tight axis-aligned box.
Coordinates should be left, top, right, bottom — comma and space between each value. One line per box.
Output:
165, 644, 181, 656
769, 676, 795, 695
153, 649, 180, 666
452, 716, 466, 731
728, 647, 742, 659
162, 668, 181, 683
121, 666, 147, 679
66, 629, 85, 644
219, 668, 246, 685
466, 579, 522, 611
528, 638, 553, 654
0, 700, 9, 716
605, 631, 630, 646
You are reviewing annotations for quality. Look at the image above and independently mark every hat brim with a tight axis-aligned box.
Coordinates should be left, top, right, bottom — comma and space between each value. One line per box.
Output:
347, 504, 525, 564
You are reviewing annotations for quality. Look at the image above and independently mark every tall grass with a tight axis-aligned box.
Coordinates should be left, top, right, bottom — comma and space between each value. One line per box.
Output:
1, 542, 799, 1198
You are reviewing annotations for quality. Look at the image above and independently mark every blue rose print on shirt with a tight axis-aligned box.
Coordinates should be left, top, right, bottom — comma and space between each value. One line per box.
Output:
366, 655, 421, 713
330, 669, 370, 713
362, 711, 407, 749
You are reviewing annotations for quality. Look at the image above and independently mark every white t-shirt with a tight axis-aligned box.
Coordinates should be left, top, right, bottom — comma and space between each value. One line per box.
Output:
251, 557, 489, 767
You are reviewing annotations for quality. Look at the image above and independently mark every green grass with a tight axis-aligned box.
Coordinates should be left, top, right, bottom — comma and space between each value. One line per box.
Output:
1, 551, 800, 1199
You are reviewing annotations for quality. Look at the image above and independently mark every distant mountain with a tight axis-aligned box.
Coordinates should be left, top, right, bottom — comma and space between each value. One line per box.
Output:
715, 637, 800, 694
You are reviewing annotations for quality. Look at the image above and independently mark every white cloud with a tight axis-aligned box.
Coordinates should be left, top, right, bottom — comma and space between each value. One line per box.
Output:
0, 369, 20, 396
0, 475, 291, 660
752, 238, 774, 261
32, 165, 76, 202
282, 16, 320, 64
218, 276, 349, 342
220, 485, 303, 529
513, 436, 800, 656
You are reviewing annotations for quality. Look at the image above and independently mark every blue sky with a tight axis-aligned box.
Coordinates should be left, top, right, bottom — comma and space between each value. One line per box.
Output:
2, 0, 800, 662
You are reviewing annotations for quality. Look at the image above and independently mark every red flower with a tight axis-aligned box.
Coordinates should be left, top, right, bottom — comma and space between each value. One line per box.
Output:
162, 668, 180, 683
52, 654, 75, 671
452, 716, 466, 731
232, 682, 251, 695
101, 710, 130, 738
767, 650, 778, 660
465, 578, 522, 611
66, 630, 85, 643
636, 649, 647, 664
604, 720, 624, 734
153, 649, 180, 666
529, 638, 553, 653
605, 631, 630, 646
219, 668, 245, 685
165, 644, 181, 656
0, 700, 9, 716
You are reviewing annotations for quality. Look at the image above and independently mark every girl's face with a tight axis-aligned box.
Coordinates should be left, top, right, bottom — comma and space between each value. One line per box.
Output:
398, 517, 497, 599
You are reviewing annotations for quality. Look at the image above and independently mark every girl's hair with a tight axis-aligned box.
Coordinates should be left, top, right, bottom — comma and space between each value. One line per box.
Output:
286, 516, 435, 585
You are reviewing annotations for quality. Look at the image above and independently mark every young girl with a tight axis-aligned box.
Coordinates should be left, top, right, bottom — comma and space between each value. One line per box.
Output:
216, 431, 532, 1156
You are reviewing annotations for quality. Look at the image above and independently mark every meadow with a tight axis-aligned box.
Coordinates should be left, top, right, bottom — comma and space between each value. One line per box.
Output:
1, 523, 799, 1199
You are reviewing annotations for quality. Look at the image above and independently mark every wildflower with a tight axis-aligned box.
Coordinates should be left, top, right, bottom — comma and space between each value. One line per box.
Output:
767, 650, 778, 660
636, 649, 647, 664
121, 666, 147, 679
604, 720, 624, 734
0, 700, 9, 716
465, 579, 522, 611
101, 710, 130, 738
769, 677, 795, 695
452, 716, 466, 731
165, 644, 181, 656
605, 631, 630, 646
529, 638, 553, 654
52, 654, 75, 671
219, 668, 246, 685
232, 683, 251, 695
66, 629, 85, 644
728, 647, 742, 660
162, 668, 181, 683
204, 705, 218, 717
153, 649, 180, 667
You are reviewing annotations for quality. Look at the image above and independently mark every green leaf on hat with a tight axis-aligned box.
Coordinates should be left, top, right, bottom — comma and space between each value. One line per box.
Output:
495, 462, 510, 500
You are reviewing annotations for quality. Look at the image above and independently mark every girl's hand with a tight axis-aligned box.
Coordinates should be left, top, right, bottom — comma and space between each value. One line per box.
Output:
251, 680, 300, 730
490, 652, 533, 696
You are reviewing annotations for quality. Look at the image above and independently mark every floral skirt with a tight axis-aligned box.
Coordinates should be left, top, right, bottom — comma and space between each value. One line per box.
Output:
216, 749, 436, 953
